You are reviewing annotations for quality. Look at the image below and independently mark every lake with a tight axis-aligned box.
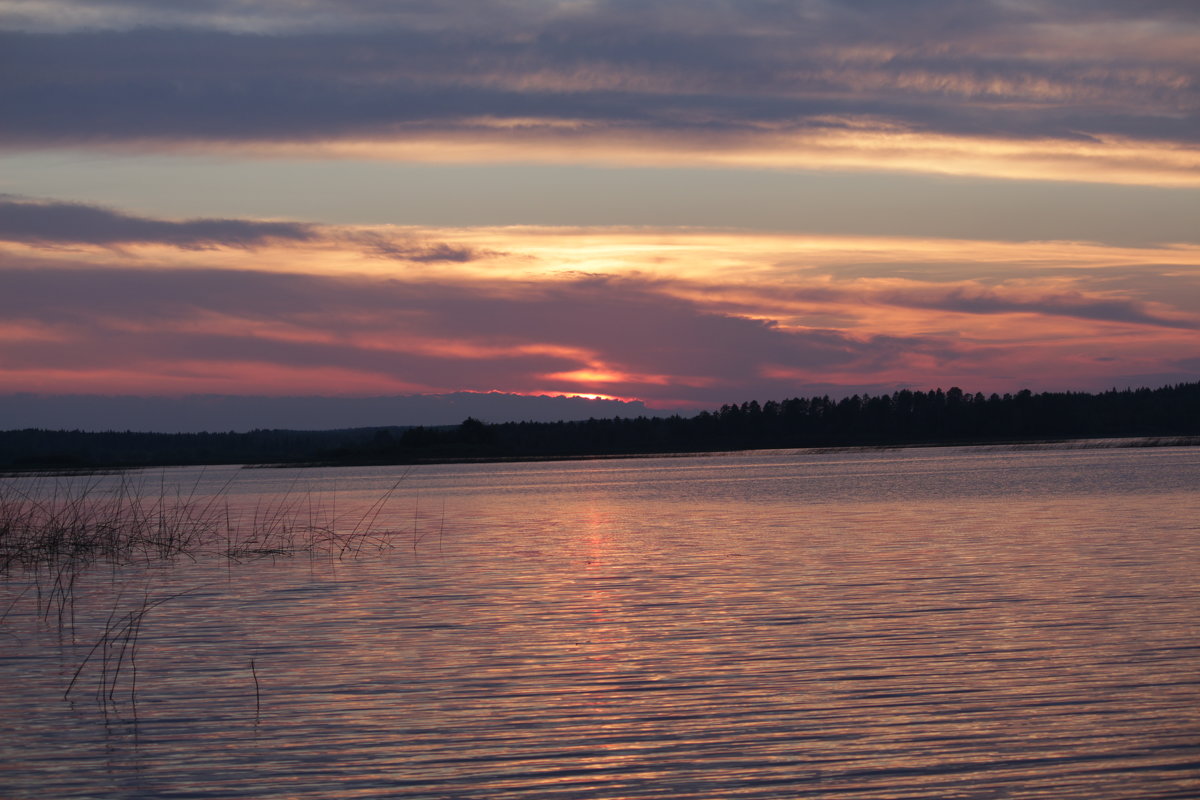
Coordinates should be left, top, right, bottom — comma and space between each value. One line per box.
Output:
2, 442, 1199, 798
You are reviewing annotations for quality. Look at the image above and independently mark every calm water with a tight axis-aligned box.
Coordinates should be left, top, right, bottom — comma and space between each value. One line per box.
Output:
2, 443, 1199, 799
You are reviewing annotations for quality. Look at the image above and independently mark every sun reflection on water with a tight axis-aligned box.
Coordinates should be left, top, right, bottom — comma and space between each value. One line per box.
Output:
1, 444, 1198, 798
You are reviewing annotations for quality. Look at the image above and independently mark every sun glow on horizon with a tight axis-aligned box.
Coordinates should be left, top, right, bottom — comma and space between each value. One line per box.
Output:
1, 218, 1196, 405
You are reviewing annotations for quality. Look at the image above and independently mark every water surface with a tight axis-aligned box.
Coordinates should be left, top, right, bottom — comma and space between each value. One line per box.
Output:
2, 443, 1198, 798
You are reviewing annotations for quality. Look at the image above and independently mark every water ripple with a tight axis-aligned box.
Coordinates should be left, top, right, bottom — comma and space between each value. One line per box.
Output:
2, 444, 1199, 798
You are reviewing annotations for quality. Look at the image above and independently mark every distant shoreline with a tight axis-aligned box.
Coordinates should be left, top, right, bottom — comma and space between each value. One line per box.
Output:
248, 434, 1200, 469
3, 383, 1197, 474
5, 434, 1197, 477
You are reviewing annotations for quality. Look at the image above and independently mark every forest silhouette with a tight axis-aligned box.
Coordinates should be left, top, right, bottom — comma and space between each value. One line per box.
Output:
1, 382, 1197, 471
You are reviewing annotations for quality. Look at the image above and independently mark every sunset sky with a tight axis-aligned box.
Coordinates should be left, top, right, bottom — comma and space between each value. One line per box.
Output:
2, 0, 1198, 428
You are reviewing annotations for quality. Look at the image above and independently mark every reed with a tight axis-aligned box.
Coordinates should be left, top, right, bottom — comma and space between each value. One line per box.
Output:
0, 472, 405, 574
63, 588, 188, 710
1, 472, 409, 715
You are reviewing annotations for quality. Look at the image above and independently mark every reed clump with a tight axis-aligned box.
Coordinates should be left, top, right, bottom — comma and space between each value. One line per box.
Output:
1, 473, 406, 717
0, 473, 402, 574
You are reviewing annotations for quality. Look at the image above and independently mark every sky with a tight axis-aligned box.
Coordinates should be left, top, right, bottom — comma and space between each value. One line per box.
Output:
1, 0, 1198, 430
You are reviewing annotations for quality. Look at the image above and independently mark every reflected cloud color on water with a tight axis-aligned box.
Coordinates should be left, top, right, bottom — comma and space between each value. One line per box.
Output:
2, 443, 1198, 798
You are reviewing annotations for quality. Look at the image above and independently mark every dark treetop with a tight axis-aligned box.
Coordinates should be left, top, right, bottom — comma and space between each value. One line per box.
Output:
2, 382, 1197, 471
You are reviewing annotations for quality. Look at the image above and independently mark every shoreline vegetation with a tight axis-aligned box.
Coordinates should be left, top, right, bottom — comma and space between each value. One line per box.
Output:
0, 474, 406, 714
0, 474, 405, 573
1, 382, 1197, 473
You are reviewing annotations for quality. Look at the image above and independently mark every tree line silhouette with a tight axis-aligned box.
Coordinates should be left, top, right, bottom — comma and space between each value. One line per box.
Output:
1, 382, 1197, 471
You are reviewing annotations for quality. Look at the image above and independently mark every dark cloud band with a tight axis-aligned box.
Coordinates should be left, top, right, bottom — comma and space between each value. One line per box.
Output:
0, 196, 316, 247
3, 1, 1196, 147
0, 197, 489, 262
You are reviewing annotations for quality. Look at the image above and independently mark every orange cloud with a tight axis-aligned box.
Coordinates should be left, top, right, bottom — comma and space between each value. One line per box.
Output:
2, 219, 1196, 404
201, 127, 1200, 188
